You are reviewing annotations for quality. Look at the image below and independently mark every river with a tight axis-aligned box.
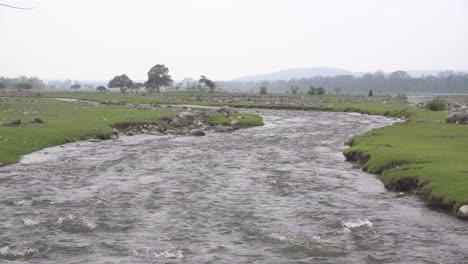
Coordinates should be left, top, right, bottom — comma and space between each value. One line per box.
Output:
0, 109, 467, 263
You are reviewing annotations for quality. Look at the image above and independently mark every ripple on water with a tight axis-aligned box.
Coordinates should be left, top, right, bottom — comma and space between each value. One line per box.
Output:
0, 246, 39, 261
130, 247, 184, 260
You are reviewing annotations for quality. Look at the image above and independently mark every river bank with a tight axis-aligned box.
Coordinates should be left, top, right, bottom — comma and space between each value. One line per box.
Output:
0, 97, 263, 165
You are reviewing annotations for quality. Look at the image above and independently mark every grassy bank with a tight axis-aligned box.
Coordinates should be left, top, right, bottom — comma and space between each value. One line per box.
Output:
0, 98, 263, 165
343, 110, 468, 214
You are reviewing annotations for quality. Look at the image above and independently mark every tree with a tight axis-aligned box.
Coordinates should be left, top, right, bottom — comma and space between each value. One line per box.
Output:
259, 82, 268, 94
198, 75, 216, 93
368, 89, 374, 96
145, 64, 173, 93
316, 87, 325, 95
14, 83, 32, 91
131, 82, 144, 93
290, 85, 300, 94
334, 87, 342, 94
0, 82, 5, 90
308, 86, 317, 95
96, 86, 107, 93
70, 84, 81, 91
109, 74, 133, 94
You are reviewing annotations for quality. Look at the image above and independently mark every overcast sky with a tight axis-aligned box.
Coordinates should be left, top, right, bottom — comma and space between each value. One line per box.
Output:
1, 0, 467, 81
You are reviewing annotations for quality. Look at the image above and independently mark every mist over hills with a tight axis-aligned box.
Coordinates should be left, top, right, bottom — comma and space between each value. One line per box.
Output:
232, 67, 460, 82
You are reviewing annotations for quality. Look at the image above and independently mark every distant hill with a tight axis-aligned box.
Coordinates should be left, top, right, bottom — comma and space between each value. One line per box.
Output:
232, 67, 362, 82
232, 67, 465, 82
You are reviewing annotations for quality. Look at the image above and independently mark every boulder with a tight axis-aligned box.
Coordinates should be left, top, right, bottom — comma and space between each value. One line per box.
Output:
446, 112, 468, 124
230, 120, 241, 130
10, 119, 21, 125
457, 205, 468, 220
216, 106, 234, 116
188, 129, 206, 136
179, 112, 195, 124
215, 125, 234, 133
32, 118, 44, 123
396, 192, 406, 198
169, 117, 181, 127
164, 130, 177, 135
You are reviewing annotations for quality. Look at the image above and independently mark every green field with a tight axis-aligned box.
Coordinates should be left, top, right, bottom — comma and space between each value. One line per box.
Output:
0, 98, 263, 165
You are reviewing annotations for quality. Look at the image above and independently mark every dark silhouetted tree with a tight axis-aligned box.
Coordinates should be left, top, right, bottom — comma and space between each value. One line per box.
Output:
14, 83, 32, 91
259, 82, 268, 94
109, 74, 133, 94
131, 82, 144, 93
198, 75, 216, 93
96, 86, 107, 92
145, 64, 173, 93
70, 84, 81, 91
316, 87, 325, 95
0, 82, 5, 90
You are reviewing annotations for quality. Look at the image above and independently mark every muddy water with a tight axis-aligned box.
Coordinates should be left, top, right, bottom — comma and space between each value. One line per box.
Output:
1, 110, 467, 263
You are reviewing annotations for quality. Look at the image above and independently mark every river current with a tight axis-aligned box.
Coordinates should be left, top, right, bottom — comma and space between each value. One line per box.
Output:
0, 109, 467, 263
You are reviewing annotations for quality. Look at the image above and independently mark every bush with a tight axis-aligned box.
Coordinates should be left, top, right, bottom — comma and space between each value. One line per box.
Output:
425, 97, 447, 111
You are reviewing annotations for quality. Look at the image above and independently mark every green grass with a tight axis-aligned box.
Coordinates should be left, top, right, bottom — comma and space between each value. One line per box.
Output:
343, 109, 468, 214
0, 99, 263, 165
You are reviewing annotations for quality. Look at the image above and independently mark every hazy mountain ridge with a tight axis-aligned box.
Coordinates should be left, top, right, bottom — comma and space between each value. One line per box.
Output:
233, 67, 466, 82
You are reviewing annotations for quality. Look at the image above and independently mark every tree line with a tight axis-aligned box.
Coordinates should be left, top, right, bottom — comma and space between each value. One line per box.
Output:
217, 70, 468, 94
105, 64, 216, 94
0, 76, 45, 91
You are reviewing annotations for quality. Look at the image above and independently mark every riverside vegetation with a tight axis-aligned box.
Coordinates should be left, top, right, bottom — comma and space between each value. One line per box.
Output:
0, 97, 263, 165
1, 92, 468, 219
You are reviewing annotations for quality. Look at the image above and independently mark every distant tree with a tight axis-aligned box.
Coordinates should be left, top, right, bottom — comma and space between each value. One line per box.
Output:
96, 86, 107, 93
0, 82, 5, 90
109, 74, 133, 94
14, 83, 32, 91
308, 86, 317, 95
145, 64, 173, 93
334, 87, 342, 94
316, 87, 326, 95
290, 85, 300, 94
198, 75, 216, 93
259, 82, 268, 94
70, 84, 81, 91
131, 82, 144, 93
368, 89, 374, 96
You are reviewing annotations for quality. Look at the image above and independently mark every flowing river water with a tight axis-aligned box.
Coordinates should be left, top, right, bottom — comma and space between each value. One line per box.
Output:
0, 109, 467, 263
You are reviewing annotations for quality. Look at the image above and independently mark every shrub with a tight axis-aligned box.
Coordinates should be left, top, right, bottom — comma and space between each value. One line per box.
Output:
425, 97, 447, 111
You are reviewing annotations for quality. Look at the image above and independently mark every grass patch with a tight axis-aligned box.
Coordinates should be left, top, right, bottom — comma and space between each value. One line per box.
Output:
0, 98, 263, 165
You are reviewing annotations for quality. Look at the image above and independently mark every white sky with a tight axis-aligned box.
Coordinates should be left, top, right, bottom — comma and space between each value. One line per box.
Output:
1, 0, 467, 80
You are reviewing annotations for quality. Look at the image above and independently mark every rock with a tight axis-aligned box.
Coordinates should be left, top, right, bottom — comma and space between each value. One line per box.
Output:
351, 164, 360, 169
230, 120, 241, 130
0, 169, 12, 173
458, 205, 468, 219
179, 112, 195, 124
10, 119, 21, 125
188, 129, 206, 136
215, 125, 234, 133
0, 163, 4, 167
435, 120, 443, 124
169, 117, 181, 127
446, 112, 468, 124
89, 139, 102, 142
31, 118, 44, 123
164, 130, 176, 135
416, 119, 428, 123
396, 192, 406, 198
217, 106, 234, 116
